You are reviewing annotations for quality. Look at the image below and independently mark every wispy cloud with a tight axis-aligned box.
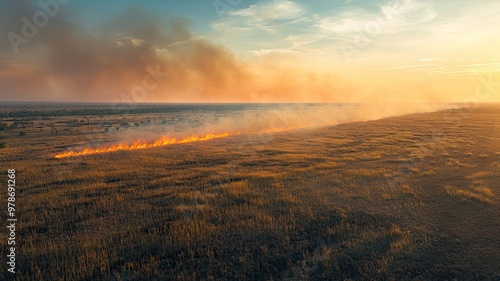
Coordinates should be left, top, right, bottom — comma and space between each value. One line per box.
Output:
315, 0, 437, 36
228, 0, 302, 20
211, 0, 441, 59
251, 48, 296, 57
211, 0, 304, 32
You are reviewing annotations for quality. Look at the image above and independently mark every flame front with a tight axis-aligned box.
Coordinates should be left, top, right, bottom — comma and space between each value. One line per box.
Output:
54, 128, 299, 158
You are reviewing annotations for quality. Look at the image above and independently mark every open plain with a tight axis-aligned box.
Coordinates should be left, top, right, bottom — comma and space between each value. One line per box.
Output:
0, 104, 499, 280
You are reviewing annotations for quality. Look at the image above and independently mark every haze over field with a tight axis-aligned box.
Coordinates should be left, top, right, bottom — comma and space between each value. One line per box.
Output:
0, 0, 499, 103
1, 104, 499, 280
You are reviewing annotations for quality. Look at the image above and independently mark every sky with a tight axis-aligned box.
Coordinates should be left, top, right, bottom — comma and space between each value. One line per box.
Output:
0, 0, 499, 102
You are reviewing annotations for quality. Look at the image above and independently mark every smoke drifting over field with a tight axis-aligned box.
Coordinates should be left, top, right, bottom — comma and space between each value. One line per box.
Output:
1, 2, 462, 157
52, 102, 458, 157
0, 2, 343, 102
0, 2, 237, 101
0, 1, 472, 104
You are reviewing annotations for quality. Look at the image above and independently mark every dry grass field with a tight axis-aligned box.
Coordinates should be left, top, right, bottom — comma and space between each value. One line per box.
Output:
0, 104, 499, 280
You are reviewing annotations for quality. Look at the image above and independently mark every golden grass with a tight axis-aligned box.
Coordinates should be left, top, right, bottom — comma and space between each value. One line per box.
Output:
444, 185, 494, 204
466, 171, 494, 179
473, 186, 495, 197
0, 105, 499, 280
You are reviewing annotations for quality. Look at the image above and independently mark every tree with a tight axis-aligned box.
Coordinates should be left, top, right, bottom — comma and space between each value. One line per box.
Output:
47, 123, 58, 135
84, 116, 93, 133
36, 124, 44, 134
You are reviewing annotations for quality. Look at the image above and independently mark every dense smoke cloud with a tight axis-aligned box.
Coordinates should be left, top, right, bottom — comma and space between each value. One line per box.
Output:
0, 1, 356, 102
0, 1, 478, 103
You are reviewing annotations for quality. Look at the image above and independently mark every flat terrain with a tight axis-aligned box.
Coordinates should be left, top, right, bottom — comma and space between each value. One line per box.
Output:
1, 105, 499, 280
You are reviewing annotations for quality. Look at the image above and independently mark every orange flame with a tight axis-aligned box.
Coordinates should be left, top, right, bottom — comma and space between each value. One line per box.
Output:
54, 127, 301, 158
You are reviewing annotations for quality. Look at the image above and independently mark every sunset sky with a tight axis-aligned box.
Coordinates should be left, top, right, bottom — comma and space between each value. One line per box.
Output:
0, 0, 499, 102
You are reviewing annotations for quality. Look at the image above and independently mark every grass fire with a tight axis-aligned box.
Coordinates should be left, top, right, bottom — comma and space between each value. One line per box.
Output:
54, 127, 304, 158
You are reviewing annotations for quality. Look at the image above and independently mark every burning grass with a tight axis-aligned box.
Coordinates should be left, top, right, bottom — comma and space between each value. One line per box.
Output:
54, 131, 239, 158
54, 127, 305, 158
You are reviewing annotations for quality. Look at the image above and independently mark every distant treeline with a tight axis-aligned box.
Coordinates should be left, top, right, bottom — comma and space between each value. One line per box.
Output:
0, 108, 180, 118
0, 103, 319, 118
0, 104, 243, 118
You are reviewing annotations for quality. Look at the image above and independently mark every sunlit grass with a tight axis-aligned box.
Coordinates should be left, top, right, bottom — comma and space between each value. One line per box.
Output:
444, 185, 494, 204
0, 105, 498, 280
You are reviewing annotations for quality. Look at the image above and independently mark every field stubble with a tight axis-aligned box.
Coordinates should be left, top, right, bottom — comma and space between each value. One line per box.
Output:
0, 105, 499, 280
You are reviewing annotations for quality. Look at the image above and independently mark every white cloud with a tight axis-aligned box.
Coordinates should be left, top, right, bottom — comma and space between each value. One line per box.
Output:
251, 48, 296, 56
228, 0, 303, 22
210, 0, 500, 69
315, 0, 437, 36
211, 0, 304, 31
